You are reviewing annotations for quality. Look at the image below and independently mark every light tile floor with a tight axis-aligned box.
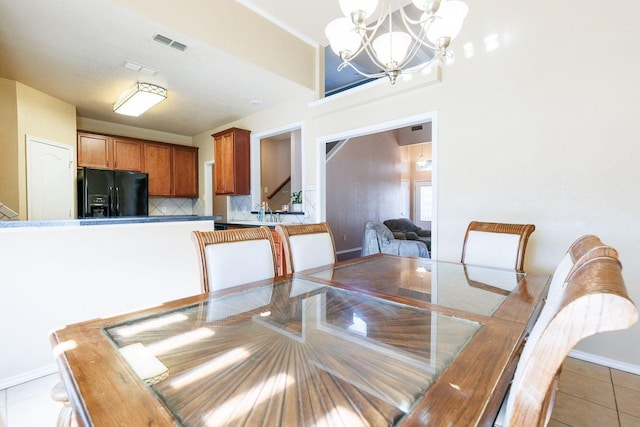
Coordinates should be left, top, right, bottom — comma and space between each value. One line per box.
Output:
0, 357, 638, 426
550, 358, 640, 427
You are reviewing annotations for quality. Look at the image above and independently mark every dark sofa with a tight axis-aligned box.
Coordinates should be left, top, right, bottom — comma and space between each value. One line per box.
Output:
383, 218, 431, 251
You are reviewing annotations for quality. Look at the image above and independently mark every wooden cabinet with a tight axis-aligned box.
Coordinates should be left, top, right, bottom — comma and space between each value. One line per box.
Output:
213, 128, 250, 195
143, 143, 173, 197
78, 131, 199, 198
173, 145, 199, 197
143, 143, 199, 197
77, 132, 143, 171
112, 137, 144, 172
77, 132, 111, 169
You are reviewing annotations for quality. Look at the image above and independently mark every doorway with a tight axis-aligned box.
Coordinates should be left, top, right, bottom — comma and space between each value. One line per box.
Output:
318, 112, 438, 258
414, 180, 432, 231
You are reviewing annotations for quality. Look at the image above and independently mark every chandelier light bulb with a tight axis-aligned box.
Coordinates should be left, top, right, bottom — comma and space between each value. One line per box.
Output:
372, 31, 411, 68
325, 0, 469, 84
426, 0, 469, 43
325, 17, 362, 59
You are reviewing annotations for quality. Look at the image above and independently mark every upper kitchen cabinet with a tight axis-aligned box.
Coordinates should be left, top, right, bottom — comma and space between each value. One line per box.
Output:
78, 131, 199, 198
143, 142, 173, 197
77, 132, 111, 169
213, 128, 250, 195
173, 145, 199, 197
112, 137, 144, 172
143, 143, 199, 197
77, 132, 143, 172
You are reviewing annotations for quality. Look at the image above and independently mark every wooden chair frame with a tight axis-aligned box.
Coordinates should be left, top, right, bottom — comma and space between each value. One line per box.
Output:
461, 221, 536, 272
192, 227, 277, 293
505, 248, 637, 426
275, 222, 337, 274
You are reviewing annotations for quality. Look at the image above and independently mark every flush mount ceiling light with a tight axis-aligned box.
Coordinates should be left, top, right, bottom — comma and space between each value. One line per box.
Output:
325, 0, 468, 84
113, 83, 167, 117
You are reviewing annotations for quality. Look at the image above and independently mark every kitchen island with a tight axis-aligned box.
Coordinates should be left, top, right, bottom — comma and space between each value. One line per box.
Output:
0, 216, 216, 388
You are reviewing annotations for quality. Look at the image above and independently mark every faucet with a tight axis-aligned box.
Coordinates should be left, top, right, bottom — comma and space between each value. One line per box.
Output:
266, 204, 272, 222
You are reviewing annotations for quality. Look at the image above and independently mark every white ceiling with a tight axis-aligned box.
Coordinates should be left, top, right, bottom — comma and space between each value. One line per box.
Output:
0, 0, 340, 137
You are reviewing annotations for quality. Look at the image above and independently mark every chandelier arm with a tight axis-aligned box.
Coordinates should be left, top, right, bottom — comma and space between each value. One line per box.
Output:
400, 12, 439, 52
398, 3, 431, 26
339, 60, 386, 80
362, 40, 392, 71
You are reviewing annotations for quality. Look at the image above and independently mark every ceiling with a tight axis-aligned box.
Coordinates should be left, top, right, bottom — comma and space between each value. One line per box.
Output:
0, 0, 343, 137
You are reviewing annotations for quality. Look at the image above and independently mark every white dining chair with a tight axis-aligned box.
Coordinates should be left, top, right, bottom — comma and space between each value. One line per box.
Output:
495, 244, 637, 426
192, 227, 277, 293
461, 221, 536, 272
275, 222, 337, 274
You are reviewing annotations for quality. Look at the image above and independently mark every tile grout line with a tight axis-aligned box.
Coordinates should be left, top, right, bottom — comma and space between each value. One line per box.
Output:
609, 367, 623, 427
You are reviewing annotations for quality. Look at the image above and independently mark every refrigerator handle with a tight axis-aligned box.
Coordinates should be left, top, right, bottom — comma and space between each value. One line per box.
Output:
108, 186, 115, 216
115, 186, 120, 216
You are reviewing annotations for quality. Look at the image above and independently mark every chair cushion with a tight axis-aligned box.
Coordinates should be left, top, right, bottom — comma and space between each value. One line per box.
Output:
384, 218, 420, 233
464, 231, 521, 270
205, 239, 274, 291
289, 233, 335, 272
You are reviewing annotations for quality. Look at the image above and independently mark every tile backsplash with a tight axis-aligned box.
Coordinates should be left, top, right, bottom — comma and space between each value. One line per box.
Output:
149, 197, 202, 216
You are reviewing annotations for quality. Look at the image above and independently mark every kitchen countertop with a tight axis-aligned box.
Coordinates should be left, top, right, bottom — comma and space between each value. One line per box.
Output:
0, 215, 222, 229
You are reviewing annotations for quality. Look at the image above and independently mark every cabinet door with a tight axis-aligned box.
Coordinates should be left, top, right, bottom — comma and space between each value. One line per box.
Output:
213, 129, 250, 195
173, 146, 199, 197
78, 133, 111, 169
113, 138, 144, 172
214, 134, 231, 194
144, 143, 173, 196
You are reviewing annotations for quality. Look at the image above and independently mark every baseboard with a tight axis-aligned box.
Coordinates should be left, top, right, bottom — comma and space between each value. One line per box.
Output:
569, 349, 640, 375
0, 364, 58, 390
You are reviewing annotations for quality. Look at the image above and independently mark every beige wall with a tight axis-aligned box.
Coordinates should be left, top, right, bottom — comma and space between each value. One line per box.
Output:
327, 131, 403, 252
192, 0, 640, 369
77, 117, 192, 146
0, 79, 19, 212
12, 82, 76, 219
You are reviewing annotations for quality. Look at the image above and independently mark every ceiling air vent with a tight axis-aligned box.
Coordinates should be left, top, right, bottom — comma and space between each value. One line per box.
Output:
411, 125, 423, 131
153, 34, 189, 52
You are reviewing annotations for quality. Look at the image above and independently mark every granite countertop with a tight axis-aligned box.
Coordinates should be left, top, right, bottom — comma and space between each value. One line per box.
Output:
0, 215, 223, 229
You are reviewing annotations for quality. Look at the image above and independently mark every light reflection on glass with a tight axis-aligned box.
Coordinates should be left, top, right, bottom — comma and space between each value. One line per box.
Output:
169, 348, 250, 390
203, 373, 295, 426
146, 327, 215, 356
113, 313, 189, 338
348, 313, 367, 336
315, 406, 364, 426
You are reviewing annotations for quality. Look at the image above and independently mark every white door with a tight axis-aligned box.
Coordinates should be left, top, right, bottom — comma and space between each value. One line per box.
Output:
414, 180, 432, 230
27, 135, 74, 220
400, 179, 410, 218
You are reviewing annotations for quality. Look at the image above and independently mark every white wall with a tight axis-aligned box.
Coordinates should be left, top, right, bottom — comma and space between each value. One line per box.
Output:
0, 220, 213, 387
191, 0, 640, 370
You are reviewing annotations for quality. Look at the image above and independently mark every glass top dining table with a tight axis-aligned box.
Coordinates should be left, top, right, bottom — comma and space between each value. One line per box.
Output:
50, 254, 550, 427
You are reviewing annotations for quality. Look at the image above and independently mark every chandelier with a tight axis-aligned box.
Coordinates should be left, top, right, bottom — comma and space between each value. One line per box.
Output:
325, 0, 468, 84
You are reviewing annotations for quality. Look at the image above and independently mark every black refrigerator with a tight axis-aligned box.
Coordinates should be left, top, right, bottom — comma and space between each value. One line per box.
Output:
78, 168, 148, 218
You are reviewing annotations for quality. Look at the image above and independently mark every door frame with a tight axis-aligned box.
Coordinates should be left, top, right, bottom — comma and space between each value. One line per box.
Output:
316, 111, 438, 258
